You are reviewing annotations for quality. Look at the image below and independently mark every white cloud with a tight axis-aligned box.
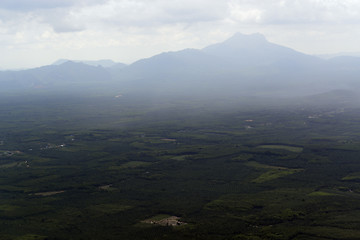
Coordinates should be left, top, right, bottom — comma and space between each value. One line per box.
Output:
1, 0, 360, 69
59, 0, 228, 32
228, 2, 263, 23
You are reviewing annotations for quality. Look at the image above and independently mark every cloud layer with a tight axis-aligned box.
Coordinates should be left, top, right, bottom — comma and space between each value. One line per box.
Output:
1, 0, 360, 69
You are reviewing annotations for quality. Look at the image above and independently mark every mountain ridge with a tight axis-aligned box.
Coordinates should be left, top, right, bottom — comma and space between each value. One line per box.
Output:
0, 32, 360, 97
52, 59, 125, 68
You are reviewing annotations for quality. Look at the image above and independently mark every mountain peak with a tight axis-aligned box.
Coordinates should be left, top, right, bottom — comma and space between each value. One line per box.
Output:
229, 32, 267, 42
53, 59, 118, 68
202, 32, 320, 67
219, 32, 269, 49
202, 32, 270, 55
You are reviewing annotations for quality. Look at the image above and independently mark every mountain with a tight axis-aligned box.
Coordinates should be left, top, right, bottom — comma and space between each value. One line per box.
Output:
53, 59, 124, 68
123, 32, 323, 77
317, 52, 360, 59
0, 61, 112, 92
120, 48, 221, 80
1, 32, 360, 98
203, 33, 322, 68
115, 33, 331, 96
327, 56, 360, 69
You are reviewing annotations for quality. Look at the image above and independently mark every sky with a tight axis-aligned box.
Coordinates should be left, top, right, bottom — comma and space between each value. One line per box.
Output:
1, 0, 360, 69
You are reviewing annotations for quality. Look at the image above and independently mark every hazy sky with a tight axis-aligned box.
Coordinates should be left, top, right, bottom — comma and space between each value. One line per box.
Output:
1, 0, 360, 69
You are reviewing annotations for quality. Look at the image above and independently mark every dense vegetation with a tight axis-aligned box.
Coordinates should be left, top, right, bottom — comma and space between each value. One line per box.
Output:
1, 92, 360, 239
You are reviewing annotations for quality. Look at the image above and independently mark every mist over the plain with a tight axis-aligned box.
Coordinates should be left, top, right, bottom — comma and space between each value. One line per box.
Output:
1, 32, 360, 110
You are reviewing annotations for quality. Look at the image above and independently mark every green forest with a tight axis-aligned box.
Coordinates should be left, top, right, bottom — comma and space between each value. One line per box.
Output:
0, 92, 360, 240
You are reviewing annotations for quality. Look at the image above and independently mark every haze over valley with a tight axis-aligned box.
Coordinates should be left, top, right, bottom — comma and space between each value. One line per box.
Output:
1, 33, 360, 104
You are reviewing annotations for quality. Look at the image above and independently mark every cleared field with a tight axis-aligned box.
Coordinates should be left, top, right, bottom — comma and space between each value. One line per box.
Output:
308, 191, 339, 197
109, 161, 151, 170
89, 204, 132, 213
245, 161, 288, 170
257, 144, 303, 153
142, 215, 186, 226
252, 168, 303, 183
342, 172, 360, 181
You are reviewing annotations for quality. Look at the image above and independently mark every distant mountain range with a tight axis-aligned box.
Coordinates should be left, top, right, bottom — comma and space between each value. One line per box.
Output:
1, 33, 360, 99
52, 59, 124, 68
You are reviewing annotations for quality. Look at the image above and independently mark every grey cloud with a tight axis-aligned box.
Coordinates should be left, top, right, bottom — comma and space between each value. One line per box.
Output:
0, 0, 109, 11
72, 0, 229, 30
51, 23, 85, 33
0, 0, 75, 11
157, 0, 228, 23
4, 0, 224, 33
3, 0, 360, 34
37, 9, 86, 33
